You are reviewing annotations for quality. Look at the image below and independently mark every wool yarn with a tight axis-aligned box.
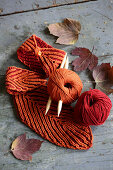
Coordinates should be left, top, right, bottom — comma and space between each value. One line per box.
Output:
73, 89, 112, 126
47, 68, 83, 104
6, 66, 93, 150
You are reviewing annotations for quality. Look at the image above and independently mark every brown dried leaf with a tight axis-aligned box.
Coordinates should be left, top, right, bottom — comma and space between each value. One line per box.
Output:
48, 18, 81, 45
0, 8, 3, 14
93, 63, 113, 94
11, 134, 43, 161
72, 47, 98, 71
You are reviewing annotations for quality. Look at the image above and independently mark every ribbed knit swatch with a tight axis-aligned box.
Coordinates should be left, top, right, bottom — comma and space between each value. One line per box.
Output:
17, 34, 66, 78
5, 35, 93, 150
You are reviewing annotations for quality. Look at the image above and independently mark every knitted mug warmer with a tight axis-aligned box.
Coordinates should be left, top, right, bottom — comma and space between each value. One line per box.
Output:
6, 35, 93, 150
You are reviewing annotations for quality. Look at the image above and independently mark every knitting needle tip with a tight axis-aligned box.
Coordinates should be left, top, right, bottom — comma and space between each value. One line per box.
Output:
64, 56, 68, 69
57, 100, 63, 117
45, 96, 52, 115
60, 53, 67, 68
57, 56, 69, 117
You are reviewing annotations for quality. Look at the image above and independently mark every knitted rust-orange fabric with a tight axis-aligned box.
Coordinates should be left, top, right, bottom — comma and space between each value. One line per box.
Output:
17, 34, 66, 78
6, 35, 93, 149
6, 66, 93, 150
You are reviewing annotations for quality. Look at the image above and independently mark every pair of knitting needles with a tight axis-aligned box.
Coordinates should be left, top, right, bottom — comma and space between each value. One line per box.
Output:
45, 54, 68, 116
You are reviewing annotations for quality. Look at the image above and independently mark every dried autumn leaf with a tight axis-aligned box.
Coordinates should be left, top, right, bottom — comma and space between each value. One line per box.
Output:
72, 47, 98, 71
11, 134, 43, 161
48, 18, 81, 45
93, 63, 113, 94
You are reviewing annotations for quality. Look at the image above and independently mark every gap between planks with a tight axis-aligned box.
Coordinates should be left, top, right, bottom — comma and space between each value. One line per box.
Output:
0, 0, 98, 17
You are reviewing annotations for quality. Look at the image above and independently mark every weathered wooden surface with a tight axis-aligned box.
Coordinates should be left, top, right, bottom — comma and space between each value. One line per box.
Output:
0, 0, 113, 169
0, 0, 96, 16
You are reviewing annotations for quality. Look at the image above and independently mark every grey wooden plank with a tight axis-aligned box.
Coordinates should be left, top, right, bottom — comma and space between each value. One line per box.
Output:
0, 0, 113, 169
0, 0, 96, 16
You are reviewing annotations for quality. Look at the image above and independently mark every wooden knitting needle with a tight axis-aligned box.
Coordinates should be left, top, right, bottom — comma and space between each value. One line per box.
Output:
64, 56, 68, 69
45, 53, 67, 115
57, 56, 68, 117
60, 53, 67, 69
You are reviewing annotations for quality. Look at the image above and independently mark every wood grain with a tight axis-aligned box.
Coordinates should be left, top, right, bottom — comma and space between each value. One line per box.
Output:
0, 0, 113, 169
0, 0, 97, 16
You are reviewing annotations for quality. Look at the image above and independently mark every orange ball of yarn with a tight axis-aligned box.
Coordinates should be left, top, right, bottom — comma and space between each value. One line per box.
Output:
47, 68, 83, 104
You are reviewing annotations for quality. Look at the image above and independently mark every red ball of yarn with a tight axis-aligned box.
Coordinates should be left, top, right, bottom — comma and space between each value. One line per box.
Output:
73, 89, 112, 126
47, 68, 83, 104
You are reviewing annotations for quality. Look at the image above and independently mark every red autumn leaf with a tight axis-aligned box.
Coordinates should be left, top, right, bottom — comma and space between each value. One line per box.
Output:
72, 47, 98, 71
11, 134, 43, 161
48, 18, 81, 45
93, 63, 113, 94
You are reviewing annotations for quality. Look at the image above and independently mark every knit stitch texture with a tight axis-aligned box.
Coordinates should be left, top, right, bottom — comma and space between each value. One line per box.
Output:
6, 35, 93, 150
